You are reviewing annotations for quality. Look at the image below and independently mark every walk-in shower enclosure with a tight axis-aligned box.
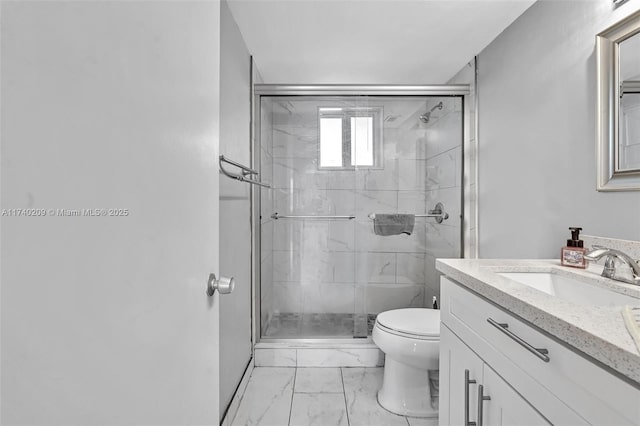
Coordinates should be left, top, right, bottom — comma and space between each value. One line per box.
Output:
253, 86, 467, 341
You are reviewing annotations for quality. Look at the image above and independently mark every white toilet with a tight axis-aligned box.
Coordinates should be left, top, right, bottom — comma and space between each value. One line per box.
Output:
372, 308, 440, 418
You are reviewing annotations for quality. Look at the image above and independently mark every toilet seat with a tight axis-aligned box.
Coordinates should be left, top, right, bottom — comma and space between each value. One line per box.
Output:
375, 308, 440, 340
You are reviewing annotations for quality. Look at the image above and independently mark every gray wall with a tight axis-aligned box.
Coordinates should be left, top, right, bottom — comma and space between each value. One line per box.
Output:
219, 0, 252, 419
477, 0, 640, 258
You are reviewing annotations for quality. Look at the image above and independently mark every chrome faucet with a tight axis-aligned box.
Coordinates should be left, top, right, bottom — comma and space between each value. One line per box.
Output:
584, 246, 640, 285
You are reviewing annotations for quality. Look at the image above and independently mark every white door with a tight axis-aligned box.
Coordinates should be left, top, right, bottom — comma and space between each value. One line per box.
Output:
1, 2, 221, 425
439, 325, 485, 426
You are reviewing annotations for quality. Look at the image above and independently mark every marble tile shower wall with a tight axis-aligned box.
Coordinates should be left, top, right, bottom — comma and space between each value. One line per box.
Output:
263, 98, 462, 319
422, 98, 463, 305
260, 100, 274, 335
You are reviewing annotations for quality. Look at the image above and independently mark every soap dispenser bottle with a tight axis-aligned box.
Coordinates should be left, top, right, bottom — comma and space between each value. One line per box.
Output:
561, 227, 586, 269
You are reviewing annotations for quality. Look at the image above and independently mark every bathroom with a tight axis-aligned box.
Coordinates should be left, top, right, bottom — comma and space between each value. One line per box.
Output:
2, 0, 640, 425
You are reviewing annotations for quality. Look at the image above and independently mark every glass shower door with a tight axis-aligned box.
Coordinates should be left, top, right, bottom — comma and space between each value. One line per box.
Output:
260, 96, 358, 338
258, 94, 464, 340
352, 96, 434, 338
353, 96, 464, 322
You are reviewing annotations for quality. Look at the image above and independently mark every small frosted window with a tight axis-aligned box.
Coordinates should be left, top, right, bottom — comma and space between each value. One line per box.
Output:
320, 118, 344, 167
318, 107, 382, 169
350, 116, 374, 166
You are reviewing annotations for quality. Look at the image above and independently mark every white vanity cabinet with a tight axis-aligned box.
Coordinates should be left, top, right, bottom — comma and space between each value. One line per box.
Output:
439, 276, 640, 426
482, 365, 551, 426
441, 325, 550, 425
440, 324, 484, 426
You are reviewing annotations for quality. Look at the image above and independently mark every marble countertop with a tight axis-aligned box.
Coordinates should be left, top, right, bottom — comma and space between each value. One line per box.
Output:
436, 258, 640, 386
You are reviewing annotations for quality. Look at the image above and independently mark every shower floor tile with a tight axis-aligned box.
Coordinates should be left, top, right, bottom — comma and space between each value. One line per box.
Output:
230, 367, 438, 426
263, 313, 377, 339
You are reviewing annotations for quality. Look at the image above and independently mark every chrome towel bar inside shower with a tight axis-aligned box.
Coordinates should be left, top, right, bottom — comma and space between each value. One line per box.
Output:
367, 202, 450, 224
271, 213, 355, 220
219, 155, 271, 188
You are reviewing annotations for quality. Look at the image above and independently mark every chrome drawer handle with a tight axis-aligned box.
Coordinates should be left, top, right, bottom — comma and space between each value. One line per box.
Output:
465, 369, 477, 426
487, 318, 550, 363
477, 384, 491, 426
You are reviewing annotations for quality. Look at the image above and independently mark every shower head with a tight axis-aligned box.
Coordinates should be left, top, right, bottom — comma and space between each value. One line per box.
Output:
419, 101, 444, 123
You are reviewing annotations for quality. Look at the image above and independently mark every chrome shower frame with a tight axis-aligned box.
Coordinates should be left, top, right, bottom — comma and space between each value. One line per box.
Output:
250, 84, 471, 345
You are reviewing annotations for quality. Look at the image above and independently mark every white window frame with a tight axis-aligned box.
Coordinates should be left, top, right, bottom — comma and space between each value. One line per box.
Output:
317, 106, 384, 170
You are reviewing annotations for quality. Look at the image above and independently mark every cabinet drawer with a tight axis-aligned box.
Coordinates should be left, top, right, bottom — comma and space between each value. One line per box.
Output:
441, 277, 640, 425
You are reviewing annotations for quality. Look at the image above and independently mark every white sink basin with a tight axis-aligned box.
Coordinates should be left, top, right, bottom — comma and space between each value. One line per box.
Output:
498, 272, 640, 307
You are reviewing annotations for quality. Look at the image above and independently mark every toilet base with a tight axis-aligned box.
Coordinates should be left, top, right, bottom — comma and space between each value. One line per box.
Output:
377, 357, 438, 418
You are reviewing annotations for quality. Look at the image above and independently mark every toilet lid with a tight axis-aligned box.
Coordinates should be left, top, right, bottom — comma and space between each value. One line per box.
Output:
376, 308, 440, 338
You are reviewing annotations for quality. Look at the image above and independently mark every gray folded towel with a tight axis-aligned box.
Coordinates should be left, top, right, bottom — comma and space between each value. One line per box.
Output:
373, 214, 415, 236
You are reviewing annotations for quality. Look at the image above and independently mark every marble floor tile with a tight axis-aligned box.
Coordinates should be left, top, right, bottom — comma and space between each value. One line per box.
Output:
231, 367, 295, 426
341, 367, 409, 426
289, 393, 349, 426
231, 366, 439, 426
294, 368, 343, 393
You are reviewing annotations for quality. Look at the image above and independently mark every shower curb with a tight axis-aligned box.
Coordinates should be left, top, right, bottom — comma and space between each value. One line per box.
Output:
255, 342, 384, 367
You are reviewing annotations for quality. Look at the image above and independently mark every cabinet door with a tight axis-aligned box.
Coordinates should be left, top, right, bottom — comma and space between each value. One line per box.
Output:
440, 325, 484, 426
482, 365, 551, 426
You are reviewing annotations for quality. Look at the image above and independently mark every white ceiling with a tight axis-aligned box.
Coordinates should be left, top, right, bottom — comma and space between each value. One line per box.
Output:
227, 0, 537, 84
